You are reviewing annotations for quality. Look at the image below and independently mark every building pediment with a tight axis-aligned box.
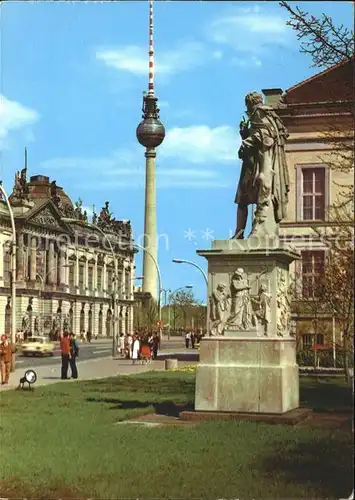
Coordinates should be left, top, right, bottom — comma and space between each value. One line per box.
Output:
20, 201, 72, 233
284, 58, 354, 105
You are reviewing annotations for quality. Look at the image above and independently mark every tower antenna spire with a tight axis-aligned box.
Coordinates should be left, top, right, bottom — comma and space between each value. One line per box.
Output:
148, 0, 155, 96
24, 146, 28, 171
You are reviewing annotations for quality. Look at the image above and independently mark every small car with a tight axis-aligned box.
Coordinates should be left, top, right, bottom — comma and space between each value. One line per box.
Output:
21, 336, 55, 357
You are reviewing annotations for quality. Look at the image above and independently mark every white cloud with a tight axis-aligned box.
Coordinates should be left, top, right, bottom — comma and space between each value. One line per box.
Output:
160, 125, 238, 163
212, 50, 223, 60
209, 5, 291, 55
0, 94, 39, 147
96, 41, 206, 77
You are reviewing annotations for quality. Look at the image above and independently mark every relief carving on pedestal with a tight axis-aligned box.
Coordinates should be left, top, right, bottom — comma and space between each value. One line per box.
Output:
276, 269, 291, 337
225, 268, 256, 331
251, 283, 271, 336
209, 283, 231, 336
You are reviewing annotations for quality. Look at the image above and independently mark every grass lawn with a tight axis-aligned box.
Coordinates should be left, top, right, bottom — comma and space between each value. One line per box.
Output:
0, 372, 353, 499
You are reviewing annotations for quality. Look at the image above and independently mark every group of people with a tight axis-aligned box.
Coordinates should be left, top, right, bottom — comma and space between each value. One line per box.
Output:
117, 331, 160, 364
60, 332, 80, 380
184, 330, 202, 349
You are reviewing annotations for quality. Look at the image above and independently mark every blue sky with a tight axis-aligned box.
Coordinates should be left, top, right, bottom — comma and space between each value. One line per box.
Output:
0, 1, 353, 302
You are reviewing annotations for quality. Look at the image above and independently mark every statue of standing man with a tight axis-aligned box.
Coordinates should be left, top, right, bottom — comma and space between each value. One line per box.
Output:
233, 92, 290, 240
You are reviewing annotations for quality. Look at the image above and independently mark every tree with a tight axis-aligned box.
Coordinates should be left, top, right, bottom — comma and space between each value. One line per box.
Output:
279, 1, 354, 68
281, 2, 354, 382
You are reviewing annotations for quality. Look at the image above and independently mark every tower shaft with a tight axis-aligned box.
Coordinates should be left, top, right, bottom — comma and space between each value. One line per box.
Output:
142, 147, 157, 300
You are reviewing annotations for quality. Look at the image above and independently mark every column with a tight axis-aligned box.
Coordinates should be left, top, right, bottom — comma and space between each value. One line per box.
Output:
84, 258, 89, 290
47, 240, 55, 285
103, 258, 107, 292
94, 257, 98, 291
59, 247, 66, 286
74, 256, 79, 287
121, 261, 126, 299
0, 243, 4, 284
16, 232, 24, 281
128, 305, 133, 335
121, 306, 126, 335
143, 148, 158, 300
30, 236, 37, 282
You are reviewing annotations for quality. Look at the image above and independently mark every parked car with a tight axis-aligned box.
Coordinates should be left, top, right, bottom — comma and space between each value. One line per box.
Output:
21, 336, 55, 357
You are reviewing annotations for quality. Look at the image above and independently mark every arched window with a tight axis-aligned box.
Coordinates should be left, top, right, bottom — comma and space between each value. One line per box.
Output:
80, 304, 85, 333
69, 306, 74, 331
88, 305, 93, 333
106, 309, 112, 337
98, 309, 103, 336
5, 298, 11, 334
3, 248, 11, 284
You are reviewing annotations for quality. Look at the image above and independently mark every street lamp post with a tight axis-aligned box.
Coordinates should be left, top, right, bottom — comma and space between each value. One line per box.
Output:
172, 259, 208, 286
133, 243, 163, 337
0, 183, 17, 372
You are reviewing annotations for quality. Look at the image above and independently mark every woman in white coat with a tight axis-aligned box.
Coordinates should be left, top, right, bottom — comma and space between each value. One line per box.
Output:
131, 335, 140, 365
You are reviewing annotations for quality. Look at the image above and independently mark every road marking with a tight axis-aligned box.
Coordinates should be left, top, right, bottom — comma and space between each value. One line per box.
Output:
93, 349, 111, 354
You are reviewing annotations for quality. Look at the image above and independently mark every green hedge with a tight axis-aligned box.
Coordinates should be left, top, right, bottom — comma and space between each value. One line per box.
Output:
297, 349, 354, 368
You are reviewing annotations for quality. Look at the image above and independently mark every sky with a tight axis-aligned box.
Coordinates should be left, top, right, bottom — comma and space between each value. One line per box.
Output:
0, 0, 353, 303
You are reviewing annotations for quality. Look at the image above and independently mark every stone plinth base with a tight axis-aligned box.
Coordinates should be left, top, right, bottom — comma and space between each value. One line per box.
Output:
195, 337, 299, 415
180, 408, 311, 426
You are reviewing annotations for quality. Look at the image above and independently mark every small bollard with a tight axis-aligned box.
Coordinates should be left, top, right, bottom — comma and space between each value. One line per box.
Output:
165, 358, 178, 370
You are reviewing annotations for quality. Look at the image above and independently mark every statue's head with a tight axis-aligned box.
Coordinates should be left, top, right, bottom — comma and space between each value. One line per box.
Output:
216, 283, 226, 292
234, 268, 245, 280
259, 283, 267, 293
245, 92, 263, 114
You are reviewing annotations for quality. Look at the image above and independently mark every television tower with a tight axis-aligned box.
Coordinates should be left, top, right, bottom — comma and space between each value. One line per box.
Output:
136, 0, 165, 301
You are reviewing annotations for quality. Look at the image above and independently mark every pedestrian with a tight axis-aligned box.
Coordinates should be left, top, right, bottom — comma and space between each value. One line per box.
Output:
60, 332, 71, 380
86, 331, 92, 343
0, 334, 13, 385
119, 333, 125, 357
131, 335, 140, 365
191, 330, 195, 349
152, 332, 160, 359
126, 334, 132, 359
69, 332, 79, 379
185, 331, 190, 349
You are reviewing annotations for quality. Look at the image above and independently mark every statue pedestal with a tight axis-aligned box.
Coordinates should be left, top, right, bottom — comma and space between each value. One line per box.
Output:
195, 238, 301, 415
195, 337, 299, 414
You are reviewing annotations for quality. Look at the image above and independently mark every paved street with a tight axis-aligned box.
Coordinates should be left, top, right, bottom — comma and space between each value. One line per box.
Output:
15, 336, 190, 369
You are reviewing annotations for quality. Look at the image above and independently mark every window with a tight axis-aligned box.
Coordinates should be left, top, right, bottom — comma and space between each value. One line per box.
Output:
107, 268, 113, 293
316, 333, 324, 345
3, 249, 11, 283
97, 267, 103, 291
301, 251, 325, 298
79, 265, 85, 290
302, 334, 314, 349
69, 264, 75, 287
301, 167, 326, 221
88, 266, 94, 290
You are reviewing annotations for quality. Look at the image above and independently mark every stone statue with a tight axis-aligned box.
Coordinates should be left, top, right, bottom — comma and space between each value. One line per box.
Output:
50, 180, 62, 209
226, 268, 256, 331
12, 167, 30, 202
210, 283, 231, 336
233, 91, 289, 239
252, 283, 271, 336
276, 271, 291, 337
63, 317, 69, 332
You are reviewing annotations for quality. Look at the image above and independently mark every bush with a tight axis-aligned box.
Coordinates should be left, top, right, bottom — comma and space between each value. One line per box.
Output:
297, 349, 353, 368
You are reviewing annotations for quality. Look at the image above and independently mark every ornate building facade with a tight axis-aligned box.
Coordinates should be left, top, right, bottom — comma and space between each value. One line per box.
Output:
262, 58, 354, 350
0, 171, 136, 338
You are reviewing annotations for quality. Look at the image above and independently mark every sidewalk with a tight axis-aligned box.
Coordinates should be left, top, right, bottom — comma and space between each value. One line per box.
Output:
0, 354, 196, 392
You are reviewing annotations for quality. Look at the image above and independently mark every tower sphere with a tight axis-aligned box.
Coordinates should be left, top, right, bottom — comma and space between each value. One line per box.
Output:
136, 118, 166, 148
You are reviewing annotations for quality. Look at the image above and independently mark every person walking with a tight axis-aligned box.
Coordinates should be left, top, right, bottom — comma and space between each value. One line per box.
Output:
69, 332, 79, 379
152, 332, 160, 359
0, 335, 13, 385
185, 331, 191, 349
60, 332, 71, 380
119, 333, 125, 357
131, 335, 140, 365
190, 330, 195, 349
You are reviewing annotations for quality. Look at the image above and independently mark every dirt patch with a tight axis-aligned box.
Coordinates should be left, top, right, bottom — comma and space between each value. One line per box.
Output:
297, 412, 353, 429
122, 412, 199, 428
0, 479, 86, 499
